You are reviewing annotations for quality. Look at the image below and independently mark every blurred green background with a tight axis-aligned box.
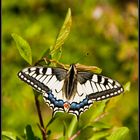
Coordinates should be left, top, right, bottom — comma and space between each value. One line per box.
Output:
2, 0, 138, 139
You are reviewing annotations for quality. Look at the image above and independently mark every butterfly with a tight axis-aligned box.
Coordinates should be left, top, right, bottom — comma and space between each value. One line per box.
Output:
18, 64, 124, 117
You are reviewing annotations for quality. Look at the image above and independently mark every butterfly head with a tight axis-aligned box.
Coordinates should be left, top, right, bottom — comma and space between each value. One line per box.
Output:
69, 64, 77, 73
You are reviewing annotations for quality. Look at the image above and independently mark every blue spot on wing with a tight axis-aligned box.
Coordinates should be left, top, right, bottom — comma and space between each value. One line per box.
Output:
70, 102, 77, 109
70, 98, 90, 110
45, 91, 64, 109
57, 100, 64, 107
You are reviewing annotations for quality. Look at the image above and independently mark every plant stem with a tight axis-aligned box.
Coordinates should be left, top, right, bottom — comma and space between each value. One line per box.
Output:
34, 94, 47, 140
69, 130, 81, 140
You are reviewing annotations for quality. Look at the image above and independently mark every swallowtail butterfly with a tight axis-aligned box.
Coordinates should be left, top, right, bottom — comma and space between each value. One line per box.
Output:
18, 64, 124, 117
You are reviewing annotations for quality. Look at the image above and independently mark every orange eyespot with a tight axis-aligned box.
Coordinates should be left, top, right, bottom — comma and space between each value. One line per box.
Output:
63, 102, 70, 112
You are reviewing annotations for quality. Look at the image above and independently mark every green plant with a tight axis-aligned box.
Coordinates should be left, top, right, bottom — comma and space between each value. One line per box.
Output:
2, 8, 130, 140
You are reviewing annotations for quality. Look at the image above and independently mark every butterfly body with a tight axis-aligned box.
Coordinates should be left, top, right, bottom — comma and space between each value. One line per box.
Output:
18, 64, 124, 117
63, 64, 77, 100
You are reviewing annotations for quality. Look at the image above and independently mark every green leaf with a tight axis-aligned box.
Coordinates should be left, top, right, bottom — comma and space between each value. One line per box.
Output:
57, 137, 64, 140
25, 125, 36, 140
12, 33, 32, 65
124, 81, 131, 92
40, 48, 52, 61
78, 126, 94, 140
92, 121, 112, 130
50, 8, 72, 59
46, 115, 58, 128
89, 131, 110, 140
80, 101, 107, 130
107, 127, 129, 140
104, 82, 131, 112
2, 131, 22, 140
89, 101, 107, 121
63, 121, 68, 140
105, 95, 122, 112
67, 116, 78, 138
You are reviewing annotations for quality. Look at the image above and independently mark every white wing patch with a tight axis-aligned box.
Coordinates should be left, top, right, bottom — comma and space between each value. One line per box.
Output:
46, 68, 52, 75
96, 83, 102, 92
91, 82, 98, 93
92, 75, 98, 82
36, 74, 43, 80
84, 81, 93, 93
72, 84, 87, 103
77, 82, 84, 96
100, 84, 106, 90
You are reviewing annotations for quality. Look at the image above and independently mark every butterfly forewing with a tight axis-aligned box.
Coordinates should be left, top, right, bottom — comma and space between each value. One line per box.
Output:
77, 72, 124, 101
